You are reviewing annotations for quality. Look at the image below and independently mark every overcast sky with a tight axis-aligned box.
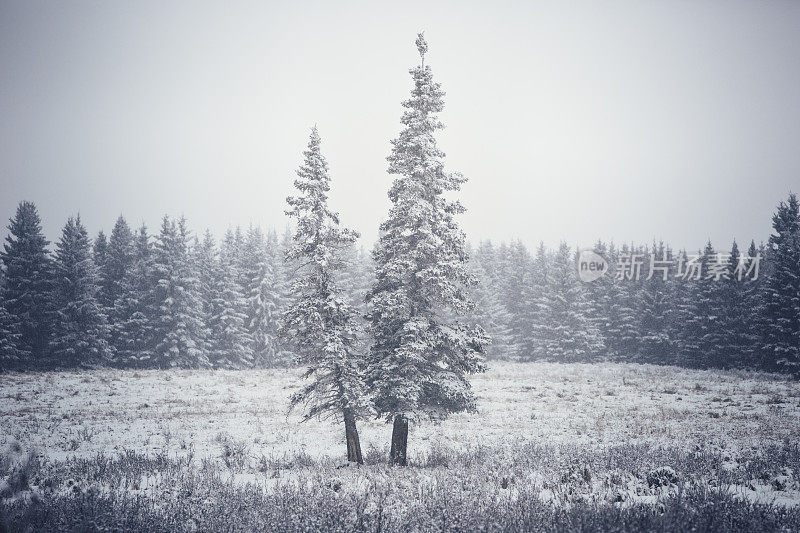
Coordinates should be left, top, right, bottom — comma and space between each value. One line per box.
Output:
1, 0, 799, 252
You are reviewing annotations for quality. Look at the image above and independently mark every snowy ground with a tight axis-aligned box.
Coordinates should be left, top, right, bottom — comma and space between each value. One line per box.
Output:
1, 362, 798, 463
2, 362, 800, 530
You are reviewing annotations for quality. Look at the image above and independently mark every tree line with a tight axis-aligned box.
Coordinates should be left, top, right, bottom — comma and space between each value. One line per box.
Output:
4, 193, 797, 375
467, 196, 800, 376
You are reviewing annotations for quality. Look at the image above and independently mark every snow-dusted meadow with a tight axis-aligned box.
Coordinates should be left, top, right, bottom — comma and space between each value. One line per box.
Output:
2, 362, 800, 531
2, 362, 799, 465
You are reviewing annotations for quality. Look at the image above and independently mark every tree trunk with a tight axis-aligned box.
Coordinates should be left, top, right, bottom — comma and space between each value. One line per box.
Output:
343, 408, 363, 464
389, 414, 408, 466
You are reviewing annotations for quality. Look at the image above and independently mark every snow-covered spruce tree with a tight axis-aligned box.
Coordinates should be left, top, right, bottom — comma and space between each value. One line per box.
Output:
238, 225, 289, 367
92, 230, 108, 294
718, 241, 756, 369
0, 201, 52, 367
49, 216, 111, 368
249, 229, 292, 367
149, 216, 209, 369
208, 243, 254, 369
192, 230, 218, 329
337, 242, 373, 322
526, 242, 552, 361
583, 241, 606, 348
763, 193, 800, 373
239, 225, 265, 291
637, 241, 675, 365
606, 243, 641, 362
468, 256, 514, 360
281, 127, 368, 464
248, 255, 283, 367
101, 216, 135, 313
743, 241, 768, 368
503, 241, 534, 358
678, 242, 726, 369
539, 242, 603, 362
367, 34, 487, 466
114, 224, 155, 367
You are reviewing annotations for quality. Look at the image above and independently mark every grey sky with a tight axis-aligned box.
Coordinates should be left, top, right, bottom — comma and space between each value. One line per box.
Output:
1, 0, 798, 252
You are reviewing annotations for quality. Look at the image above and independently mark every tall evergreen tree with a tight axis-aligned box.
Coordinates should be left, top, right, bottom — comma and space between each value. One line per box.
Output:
526, 242, 552, 361
281, 127, 369, 464
248, 229, 291, 367
502, 241, 533, 356
679, 242, 728, 368
208, 245, 254, 369
468, 257, 514, 360
0, 201, 52, 366
49, 216, 111, 367
763, 193, 800, 373
539, 242, 603, 362
606, 243, 641, 362
248, 257, 283, 367
367, 34, 487, 466
193, 230, 218, 337
114, 225, 155, 367
717, 241, 753, 368
583, 240, 612, 359
638, 242, 674, 364
743, 240, 767, 368
149, 216, 209, 368
93, 230, 108, 285
101, 216, 135, 312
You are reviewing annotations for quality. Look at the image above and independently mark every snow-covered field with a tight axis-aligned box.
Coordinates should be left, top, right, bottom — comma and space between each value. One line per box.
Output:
2, 362, 800, 531
2, 362, 798, 462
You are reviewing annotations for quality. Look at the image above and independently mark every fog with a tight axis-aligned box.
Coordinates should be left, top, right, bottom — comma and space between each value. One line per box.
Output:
1, 0, 798, 250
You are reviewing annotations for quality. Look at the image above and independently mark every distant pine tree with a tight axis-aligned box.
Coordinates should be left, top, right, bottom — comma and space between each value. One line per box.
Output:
49, 216, 111, 368
468, 257, 514, 360
336, 242, 373, 321
526, 242, 552, 361
638, 242, 674, 365
583, 240, 612, 359
208, 246, 254, 369
150, 216, 209, 369
102, 216, 135, 313
742, 241, 767, 368
762, 193, 800, 373
192, 230, 218, 335
679, 242, 728, 369
248, 258, 283, 367
539, 242, 604, 362
606, 243, 640, 362
251, 229, 292, 367
502, 241, 533, 357
92, 230, 108, 293
0, 201, 52, 366
114, 224, 155, 367
716, 241, 753, 369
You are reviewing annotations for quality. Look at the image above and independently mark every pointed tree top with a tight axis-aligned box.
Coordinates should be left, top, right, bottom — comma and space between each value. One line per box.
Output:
415, 32, 428, 62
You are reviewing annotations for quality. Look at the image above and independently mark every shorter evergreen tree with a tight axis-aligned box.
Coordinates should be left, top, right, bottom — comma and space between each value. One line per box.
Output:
0, 201, 52, 367
281, 127, 369, 464
763, 193, 800, 373
208, 252, 254, 369
49, 216, 111, 368
114, 225, 155, 367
